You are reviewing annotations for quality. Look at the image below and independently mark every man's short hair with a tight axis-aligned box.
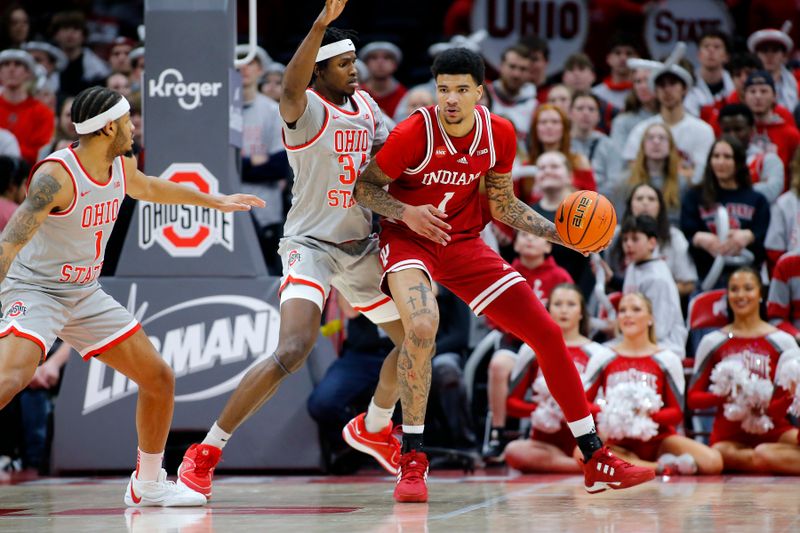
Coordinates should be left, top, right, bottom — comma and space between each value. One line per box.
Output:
501, 43, 531, 63
49, 11, 87, 37
719, 103, 755, 126
564, 53, 593, 72
698, 29, 731, 52
727, 53, 763, 77
518, 35, 549, 61
431, 48, 485, 86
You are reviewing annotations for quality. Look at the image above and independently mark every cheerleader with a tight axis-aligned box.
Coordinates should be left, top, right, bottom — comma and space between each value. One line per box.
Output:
688, 267, 800, 472
585, 292, 722, 474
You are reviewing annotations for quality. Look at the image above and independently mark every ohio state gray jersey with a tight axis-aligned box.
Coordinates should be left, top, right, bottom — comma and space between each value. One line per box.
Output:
282, 89, 388, 243
6, 146, 126, 290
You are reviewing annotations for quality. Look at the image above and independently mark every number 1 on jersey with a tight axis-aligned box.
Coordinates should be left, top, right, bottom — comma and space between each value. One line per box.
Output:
437, 192, 455, 214
94, 230, 102, 261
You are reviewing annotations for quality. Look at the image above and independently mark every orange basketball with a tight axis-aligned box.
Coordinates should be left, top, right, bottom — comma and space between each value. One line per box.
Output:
555, 190, 617, 252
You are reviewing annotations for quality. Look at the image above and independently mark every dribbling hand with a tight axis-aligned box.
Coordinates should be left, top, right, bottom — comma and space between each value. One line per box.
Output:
215, 194, 266, 212
402, 204, 452, 246
318, 0, 348, 26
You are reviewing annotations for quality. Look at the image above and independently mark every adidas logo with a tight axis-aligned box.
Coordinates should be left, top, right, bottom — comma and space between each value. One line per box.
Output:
456, 156, 468, 164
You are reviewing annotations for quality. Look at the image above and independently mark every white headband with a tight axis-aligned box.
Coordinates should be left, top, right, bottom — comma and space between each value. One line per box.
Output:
73, 98, 130, 134
316, 39, 355, 62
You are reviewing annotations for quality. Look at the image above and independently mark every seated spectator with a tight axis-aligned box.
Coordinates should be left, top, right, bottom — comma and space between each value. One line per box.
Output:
38, 95, 76, 160
623, 49, 715, 185
396, 87, 435, 121
485, 43, 537, 148
765, 150, 800, 271
523, 104, 595, 203
0, 155, 27, 228
530, 151, 594, 298
684, 30, 734, 117
50, 11, 110, 96
747, 23, 798, 114
128, 47, 144, 93
688, 267, 800, 473
616, 123, 689, 222
483, 233, 573, 461
619, 215, 687, 357
545, 83, 571, 114
518, 35, 551, 103
743, 71, 800, 189
107, 36, 135, 75
699, 53, 767, 131
681, 137, 770, 288
606, 184, 697, 298
260, 62, 285, 103
584, 293, 722, 475
610, 66, 657, 155
0, 4, 28, 50
767, 251, 800, 342
105, 72, 131, 97
569, 91, 620, 199
307, 294, 396, 473
719, 103, 784, 203
562, 53, 615, 133
23, 41, 67, 95
0, 49, 54, 166
592, 33, 638, 112
504, 284, 612, 473
359, 41, 406, 119
236, 44, 289, 275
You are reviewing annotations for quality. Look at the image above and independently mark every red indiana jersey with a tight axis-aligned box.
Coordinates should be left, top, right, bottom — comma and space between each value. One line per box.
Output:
375, 104, 516, 238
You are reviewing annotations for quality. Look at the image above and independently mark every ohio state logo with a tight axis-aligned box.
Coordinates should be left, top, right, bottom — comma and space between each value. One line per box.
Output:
138, 163, 234, 257
287, 249, 302, 267
6, 300, 26, 318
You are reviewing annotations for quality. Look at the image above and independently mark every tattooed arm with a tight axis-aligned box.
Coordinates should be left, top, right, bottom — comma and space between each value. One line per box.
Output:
0, 163, 73, 281
354, 159, 452, 245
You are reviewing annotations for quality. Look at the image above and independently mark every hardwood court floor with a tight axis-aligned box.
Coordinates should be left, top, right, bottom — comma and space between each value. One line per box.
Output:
1, 470, 799, 532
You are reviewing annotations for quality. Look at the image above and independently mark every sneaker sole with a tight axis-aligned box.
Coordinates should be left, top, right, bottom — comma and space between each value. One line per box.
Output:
394, 491, 428, 503
585, 472, 655, 493
342, 424, 398, 475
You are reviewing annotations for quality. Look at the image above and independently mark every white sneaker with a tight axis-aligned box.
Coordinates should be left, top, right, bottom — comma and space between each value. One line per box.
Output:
124, 469, 207, 507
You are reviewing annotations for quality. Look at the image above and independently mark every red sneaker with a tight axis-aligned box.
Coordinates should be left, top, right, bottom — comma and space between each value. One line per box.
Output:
342, 413, 401, 474
178, 444, 222, 499
394, 451, 429, 503
582, 446, 655, 493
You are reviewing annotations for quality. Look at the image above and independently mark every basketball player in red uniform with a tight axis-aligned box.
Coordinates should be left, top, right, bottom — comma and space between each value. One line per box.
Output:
350, 48, 655, 502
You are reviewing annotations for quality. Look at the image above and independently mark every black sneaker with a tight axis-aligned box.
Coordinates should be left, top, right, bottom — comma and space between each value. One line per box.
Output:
482, 429, 506, 464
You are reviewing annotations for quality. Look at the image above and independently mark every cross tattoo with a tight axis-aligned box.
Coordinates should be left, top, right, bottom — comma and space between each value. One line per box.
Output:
406, 295, 417, 310
409, 283, 431, 307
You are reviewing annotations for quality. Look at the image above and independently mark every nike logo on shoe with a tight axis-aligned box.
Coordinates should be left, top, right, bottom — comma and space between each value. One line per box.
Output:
130, 484, 142, 504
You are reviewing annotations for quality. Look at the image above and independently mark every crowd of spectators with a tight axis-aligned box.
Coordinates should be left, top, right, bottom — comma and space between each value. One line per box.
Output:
0, 1, 799, 477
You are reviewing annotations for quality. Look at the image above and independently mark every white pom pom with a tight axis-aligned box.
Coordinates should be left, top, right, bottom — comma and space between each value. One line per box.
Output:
710, 359, 750, 397
741, 414, 774, 435
597, 381, 663, 441
776, 357, 800, 417
714, 358, 777, 434
530, 375, 564, 434
723, 402, 747, 421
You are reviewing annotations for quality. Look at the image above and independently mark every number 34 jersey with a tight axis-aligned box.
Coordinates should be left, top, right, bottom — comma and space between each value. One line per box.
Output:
375, 104, 516, 239
282, 88, 389, 244
6, 145, 126, 290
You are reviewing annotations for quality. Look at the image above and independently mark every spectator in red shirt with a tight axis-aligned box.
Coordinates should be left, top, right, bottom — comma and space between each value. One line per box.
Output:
744, 71, 800, 189
359, 41, 407, 119
0, 49, 55, 166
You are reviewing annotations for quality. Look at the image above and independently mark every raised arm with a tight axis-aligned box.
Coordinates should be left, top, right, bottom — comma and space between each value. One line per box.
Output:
280, 0, 348, 124
354, 159, 451, 245
124, 158, 265, 212
0, 163, 73, 282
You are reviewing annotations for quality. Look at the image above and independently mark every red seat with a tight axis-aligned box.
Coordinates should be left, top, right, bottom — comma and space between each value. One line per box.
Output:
687, 289, 728, 329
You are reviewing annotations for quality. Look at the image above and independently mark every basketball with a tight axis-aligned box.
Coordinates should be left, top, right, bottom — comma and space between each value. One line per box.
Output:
555, 190, 617, 252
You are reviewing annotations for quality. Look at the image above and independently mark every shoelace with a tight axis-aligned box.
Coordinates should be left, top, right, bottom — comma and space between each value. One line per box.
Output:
193, 452, 217, 476
399, 456, 427, 480
602, 451, 637, 471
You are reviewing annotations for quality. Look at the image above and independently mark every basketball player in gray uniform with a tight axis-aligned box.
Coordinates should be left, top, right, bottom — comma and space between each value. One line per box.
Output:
179, 0, 407, 499
0, 86, 264, 506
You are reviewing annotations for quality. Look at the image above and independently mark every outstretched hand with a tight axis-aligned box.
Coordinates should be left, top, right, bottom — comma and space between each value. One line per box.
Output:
216, 194, 266, 212
402, 204, 452, 246
317, 0, 348, 26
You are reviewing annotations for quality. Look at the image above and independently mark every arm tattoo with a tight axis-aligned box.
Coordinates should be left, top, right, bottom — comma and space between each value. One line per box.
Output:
0, 173, 61, 278
353, 160, 406, 220
408, 283, 431, 306
484, 170, 562, 245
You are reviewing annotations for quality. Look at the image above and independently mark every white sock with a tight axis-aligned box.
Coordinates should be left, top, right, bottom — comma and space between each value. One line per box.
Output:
202, 421, 232, 450
364, 398, 395, 433
402, 424, 425, 434
136, 449, 163, 482
566, 415, 596, 438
